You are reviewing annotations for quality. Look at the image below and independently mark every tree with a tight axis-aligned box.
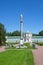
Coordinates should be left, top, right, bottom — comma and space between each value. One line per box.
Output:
32, 33, 39, 36
0, 23, 6, 45
12, 30, 20, 36
39, 30, 43, 36
6, 32, 12, 36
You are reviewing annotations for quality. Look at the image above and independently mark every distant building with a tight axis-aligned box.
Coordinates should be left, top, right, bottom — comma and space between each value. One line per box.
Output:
23, 31, 32, 43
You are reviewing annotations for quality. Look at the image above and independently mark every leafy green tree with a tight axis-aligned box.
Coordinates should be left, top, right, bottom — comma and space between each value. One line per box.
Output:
12, 30, 20, 36
39, 30, 43, 36
0, 23, 6, 45
6, 32, 12, 36
32, 33, 39, 36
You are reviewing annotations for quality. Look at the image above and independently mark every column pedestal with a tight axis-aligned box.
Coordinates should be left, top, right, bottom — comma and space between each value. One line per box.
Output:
20, 39, 23, 45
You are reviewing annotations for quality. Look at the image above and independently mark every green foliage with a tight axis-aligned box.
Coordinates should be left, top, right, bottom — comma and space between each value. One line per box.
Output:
0, 23, 6, 45
6, 32, 12, 36
6, 30, 20, 36
0, 50, 34, 65
36, 42, 43, 46
32, 33, 39, 36
12, 30, 20, 36
24, 43, 32, 49
39, 30, 43, 36
32, 30, 43, 36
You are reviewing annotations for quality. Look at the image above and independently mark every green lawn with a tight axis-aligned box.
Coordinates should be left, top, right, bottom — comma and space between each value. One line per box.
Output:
0, 49, 34, 65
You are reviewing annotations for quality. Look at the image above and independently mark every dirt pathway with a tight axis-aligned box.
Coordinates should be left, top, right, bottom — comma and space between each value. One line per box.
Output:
32, 45, 43, 65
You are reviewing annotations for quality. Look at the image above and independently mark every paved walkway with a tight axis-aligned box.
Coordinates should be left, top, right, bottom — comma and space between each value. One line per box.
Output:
0, 46, 5, 52
32, 45, 43, 65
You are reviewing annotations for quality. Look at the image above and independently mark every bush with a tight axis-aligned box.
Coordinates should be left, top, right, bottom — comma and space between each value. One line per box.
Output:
35, 42, 43, 46
23, 43, 32, 49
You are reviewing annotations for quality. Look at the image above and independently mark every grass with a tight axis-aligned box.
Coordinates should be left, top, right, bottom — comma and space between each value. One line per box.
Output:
0, 49, 34, 65
23, 50, 34, 65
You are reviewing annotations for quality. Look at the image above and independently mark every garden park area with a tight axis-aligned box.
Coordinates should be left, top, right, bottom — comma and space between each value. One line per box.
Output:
0, 22, 43, 65
0, 42, 43, 65
0, 43, 34, 65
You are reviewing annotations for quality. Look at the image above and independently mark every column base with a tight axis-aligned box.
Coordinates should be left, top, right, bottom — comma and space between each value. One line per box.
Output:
20, 39, 23, 45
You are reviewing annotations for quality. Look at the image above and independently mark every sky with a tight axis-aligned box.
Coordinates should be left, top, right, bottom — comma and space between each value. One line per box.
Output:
0, 0, 43, 34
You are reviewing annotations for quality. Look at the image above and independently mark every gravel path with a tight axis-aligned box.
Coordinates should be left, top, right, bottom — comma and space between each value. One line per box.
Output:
0, 46, 5, 52
32, 45, 43, 65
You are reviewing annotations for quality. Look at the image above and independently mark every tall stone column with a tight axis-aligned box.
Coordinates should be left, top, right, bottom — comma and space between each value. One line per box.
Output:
20, 14, 23, 39
20, 14, 23, 45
